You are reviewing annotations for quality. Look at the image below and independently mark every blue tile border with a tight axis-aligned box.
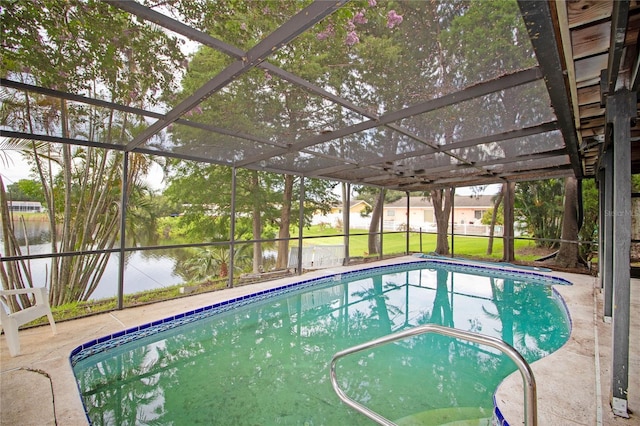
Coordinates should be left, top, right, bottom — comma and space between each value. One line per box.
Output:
493, 395, 509, 426
415, 257, 573, 286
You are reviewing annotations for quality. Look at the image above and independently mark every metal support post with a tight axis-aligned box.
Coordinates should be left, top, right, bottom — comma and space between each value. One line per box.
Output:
606, 88, 635, 418
597, 168, 604, 283
297, 176, 305, 275
450, 190, 455, 258
405, 191, 410, 254
228, 167, 237, 288
602, 150, 614, 320
344, 183, 350, 265
117, 152, 129, 310
379, 189, 385, 259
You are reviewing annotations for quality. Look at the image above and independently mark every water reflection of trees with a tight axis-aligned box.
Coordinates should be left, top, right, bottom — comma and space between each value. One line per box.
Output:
486, 278, 569, 361
0, 219, 52, 247
77, 344, 174, 425
75, 265, 569, 425
337, 269, 491, 419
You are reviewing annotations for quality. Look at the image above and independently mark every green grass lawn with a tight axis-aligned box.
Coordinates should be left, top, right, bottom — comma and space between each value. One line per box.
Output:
300, 225, 547, 262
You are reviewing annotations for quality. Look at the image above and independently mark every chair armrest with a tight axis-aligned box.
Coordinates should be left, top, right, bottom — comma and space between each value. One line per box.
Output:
0, 288, 49, 304
0, 287, 56, 356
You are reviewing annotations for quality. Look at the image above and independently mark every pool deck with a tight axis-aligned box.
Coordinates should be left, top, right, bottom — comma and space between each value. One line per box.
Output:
1, 256, 638, 426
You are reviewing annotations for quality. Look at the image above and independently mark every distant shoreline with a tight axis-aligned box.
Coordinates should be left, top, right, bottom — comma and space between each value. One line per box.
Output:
9, 212, 48, 221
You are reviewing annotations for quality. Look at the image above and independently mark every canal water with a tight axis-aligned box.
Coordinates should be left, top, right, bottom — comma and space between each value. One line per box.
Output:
2, 219, 188, 300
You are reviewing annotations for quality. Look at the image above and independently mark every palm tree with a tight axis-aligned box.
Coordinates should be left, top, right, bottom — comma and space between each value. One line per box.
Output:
183, 218, 254, 282
0, 138, 50, 309
1, 132, 164, 305
1, 0, 184, 304
184, 247, 231, 280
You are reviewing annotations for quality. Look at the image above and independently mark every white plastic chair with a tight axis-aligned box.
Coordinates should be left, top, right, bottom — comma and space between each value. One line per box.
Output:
0, 287, 57, 357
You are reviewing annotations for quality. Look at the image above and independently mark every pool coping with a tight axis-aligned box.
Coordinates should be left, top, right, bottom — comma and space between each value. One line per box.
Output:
494, 267, 639, 426
1, 256, 638, 425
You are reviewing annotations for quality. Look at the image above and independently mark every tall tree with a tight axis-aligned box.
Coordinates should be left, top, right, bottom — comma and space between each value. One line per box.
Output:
249, 171, 263, 273
486, 184, 505, 255
1, 0, 184, 304
430, 188, 454, 255
275, 174, 295, 270
368, 189, 386, 255
353, 187, 404, 255
555, 176, 580, 268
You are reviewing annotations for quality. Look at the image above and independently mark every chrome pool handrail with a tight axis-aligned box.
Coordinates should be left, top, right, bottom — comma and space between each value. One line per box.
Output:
330, 324, 537, 426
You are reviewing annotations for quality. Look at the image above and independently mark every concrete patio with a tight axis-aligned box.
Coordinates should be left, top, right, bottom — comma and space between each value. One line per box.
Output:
1, 257, 638, 425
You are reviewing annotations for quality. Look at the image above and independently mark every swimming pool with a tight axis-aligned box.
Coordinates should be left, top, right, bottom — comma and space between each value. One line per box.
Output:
71, 260, 571, 425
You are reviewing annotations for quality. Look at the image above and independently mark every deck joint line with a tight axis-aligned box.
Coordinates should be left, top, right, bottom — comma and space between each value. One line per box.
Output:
593, 285, 603, 426
108, 313, 126, 328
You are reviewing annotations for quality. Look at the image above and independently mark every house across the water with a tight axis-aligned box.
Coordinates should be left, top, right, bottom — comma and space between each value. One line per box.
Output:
314, 195, 498, 235
7, 201, 45, 213
383, 195, 495, 232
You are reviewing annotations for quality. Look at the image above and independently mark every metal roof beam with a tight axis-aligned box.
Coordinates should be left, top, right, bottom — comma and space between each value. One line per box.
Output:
306, 121, 559, 178
355, 149, 567, 184
443, 121, 560, 152
119, 0, 346, 152
424, 149, 568, 176
108, 0, 244, 58
2, 78, 164, 120
495, 166, 573, 181
1, 79, 284, 148
382, 165, 572, 192
605, 0, 630, 96
434, 166, 572, 186
0, 130, 123, 151
237, 67, 543, 168
518, 0, 584, 178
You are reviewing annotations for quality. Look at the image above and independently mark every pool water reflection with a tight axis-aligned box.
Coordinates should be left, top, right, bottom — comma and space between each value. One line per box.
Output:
72, 261, 571, 425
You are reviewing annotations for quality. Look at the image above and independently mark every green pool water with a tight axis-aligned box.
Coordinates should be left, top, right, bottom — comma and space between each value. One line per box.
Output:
72, 262, 571, 425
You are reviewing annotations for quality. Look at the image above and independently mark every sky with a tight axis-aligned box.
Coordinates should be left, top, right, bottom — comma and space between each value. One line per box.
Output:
1, 150, 167, 191
1, 151, 31, 187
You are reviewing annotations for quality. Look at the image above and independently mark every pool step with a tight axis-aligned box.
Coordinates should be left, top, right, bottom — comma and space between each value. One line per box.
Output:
440, 419, 492, 426
395, 406, 491, 426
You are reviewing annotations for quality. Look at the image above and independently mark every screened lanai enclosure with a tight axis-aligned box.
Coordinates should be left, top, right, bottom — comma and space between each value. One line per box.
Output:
1, 0, 638, 419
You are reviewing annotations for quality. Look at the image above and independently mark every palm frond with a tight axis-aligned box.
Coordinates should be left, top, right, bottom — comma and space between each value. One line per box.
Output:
0, 137, 30, 168
0, 137, 33, 151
